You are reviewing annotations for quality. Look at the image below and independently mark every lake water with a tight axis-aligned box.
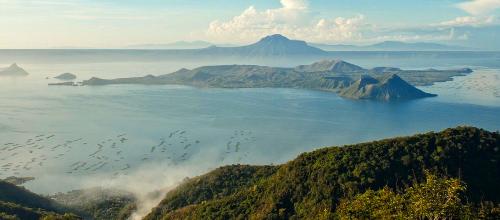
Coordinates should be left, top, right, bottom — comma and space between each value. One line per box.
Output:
0, 51, 499, 195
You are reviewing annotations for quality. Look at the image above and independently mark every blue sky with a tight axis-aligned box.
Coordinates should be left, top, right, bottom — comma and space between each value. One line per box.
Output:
0, 0, 499, 49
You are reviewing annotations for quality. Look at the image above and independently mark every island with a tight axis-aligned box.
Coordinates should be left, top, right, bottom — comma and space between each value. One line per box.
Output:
0, 63, 29, 77
54, 72, 77, 80
81, 59, 471, 101
48, 82, 78, 86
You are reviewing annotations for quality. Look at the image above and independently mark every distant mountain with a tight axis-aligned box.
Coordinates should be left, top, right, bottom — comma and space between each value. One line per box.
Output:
294, 59, 364, 73
308, 43, 358, 51
198, 34, 327, 57
339, 74, 436, 101
144, 126, 499, 219
0, 63, 29, 76
126, 41, 214, 49
370, 41, 471, 51
124, 35, 326, 57
309, 43, 360, 51
311, 41, 472, 51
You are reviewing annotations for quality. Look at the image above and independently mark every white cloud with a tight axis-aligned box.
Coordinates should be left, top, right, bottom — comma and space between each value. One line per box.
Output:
204, 0, 500, 47
438, 16, 496, 27
309, 15, 365, 42
280, 0, 308, 10
457, 0, 500, 15
363, 28, 461, 43
206, 0, 366, 44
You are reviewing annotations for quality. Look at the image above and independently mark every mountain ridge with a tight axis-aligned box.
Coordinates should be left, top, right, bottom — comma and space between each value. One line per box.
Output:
0, 180, 81, 219
311, 41, 473, 51
0, 127, 498, 219
294, 59, 364, 73
143, 126, 500, 219
125, 41, 214, 50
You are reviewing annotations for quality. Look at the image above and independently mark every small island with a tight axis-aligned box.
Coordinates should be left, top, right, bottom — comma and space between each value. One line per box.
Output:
0, 63, 29, 77
54, 72, 77, 80
48, 82, 78, 86
80, 60, 471, 101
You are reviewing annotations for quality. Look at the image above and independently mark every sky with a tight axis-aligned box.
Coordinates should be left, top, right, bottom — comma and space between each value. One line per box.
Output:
0, 0, 499, 49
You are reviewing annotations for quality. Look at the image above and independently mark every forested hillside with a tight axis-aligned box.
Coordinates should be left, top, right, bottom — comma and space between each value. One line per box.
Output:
0, 180, 80, 220
144, 126, 499, 219
1, 126, 498, 219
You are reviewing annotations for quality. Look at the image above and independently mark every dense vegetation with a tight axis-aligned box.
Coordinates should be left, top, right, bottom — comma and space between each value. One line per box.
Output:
144, 126, 499, 219
0, 181, 80, 220
0, 180, 60, 213
146, 165, 277, 218
1, 126, 498, 219
50, 188, 137, 220
336, 173, 470, 219
0, 180, 136, 220
0, 201, 80, 220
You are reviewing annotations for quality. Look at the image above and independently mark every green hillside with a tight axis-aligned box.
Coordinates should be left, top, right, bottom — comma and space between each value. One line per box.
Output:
0, 180, 135, 220
147, 165, 277, 218
50, 188, 136, 220
0, 180, 80, 220
144, 126, 500, 219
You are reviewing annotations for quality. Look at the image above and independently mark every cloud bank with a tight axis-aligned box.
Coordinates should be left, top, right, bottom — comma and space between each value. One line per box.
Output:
206, 0, 366, 44
458, 0, 500, 15
438, 16, 497, 27
204, 0, 500, 49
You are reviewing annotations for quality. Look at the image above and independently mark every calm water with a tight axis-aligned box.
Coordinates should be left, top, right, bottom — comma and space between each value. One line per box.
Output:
0, 51, 499, 194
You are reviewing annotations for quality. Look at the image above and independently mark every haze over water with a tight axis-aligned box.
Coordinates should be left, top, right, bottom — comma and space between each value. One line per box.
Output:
0, 51, 499, 195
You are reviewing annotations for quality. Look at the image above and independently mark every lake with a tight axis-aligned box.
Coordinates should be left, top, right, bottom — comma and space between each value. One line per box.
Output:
0, 50, 499, 194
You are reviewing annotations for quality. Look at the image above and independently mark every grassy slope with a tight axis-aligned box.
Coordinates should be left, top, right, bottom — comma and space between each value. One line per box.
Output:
0, 181, 80, 220
0, 181, 61, 213
144, 126, 499, 219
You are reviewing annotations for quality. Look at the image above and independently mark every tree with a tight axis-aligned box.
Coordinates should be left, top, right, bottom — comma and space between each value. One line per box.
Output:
336, 173, 471, 220
406, 172, 471, 219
